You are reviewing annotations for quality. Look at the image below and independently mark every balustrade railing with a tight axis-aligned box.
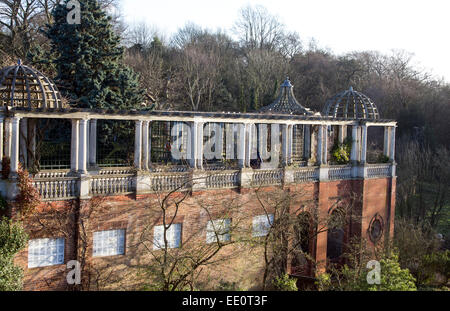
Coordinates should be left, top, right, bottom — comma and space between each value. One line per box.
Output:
90, 175, 134, 196
206, 170, 240, 189
367, 164, 391, 178
28, 163, 393, 201
328, 166, 352, 180
33, 178, 79, 200
252, 169, 283, 186
150, 172, 192, 192
293, 167, 319, 183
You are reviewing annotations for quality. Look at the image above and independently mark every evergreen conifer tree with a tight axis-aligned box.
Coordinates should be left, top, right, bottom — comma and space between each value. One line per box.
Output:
46, 0, 144, 109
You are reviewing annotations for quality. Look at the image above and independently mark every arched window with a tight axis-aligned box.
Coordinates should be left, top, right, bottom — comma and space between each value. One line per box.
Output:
327, 209, 345, 261
291, 212, 312, 275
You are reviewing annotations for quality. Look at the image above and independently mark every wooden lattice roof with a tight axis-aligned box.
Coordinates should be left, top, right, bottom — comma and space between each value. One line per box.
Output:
259, 78, 314, 116
0, 60, 63, 109
322, 86, 380, 120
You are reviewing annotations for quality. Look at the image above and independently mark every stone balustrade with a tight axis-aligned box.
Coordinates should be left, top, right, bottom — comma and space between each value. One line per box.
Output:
328, 165, 352, 181
205, 170, 240, 189
366, 164, 392, 179
90, 175, 134, 196
33, 177, 79, 200
20, 162, 396, 201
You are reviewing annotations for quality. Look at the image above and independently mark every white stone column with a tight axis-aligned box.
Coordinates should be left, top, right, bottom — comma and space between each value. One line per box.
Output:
281, 124, 288, 166
196, 121, 204, 169
4, 118, 12, 159
338, 125, 347, 144
134, 120, 143, 169
237, 124, 246, 168
148, 121, 152, 167
0, 117, 3, 170
71, 119, 79, 173
383, 126, 391, 157
287, 125, 293, 166
89, 119, 97, 167
142, 120, 150, 170
78, 119, 89, 174
10, 117, 21, 175
317, 124, 323, 165
350, 125, 358, 163
245, 123, 254, 168
361, 125, 368, 164
323, 125, 328, 165
389, 126, 396, 162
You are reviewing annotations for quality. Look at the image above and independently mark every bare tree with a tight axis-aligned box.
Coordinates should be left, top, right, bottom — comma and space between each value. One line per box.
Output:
233, 5, 286, 52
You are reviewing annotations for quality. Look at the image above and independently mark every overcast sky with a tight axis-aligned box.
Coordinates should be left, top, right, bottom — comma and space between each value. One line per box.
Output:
120, 0, 450, 82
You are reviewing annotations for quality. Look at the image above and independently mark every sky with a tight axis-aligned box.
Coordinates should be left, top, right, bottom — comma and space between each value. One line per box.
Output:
120, 0, 450, 82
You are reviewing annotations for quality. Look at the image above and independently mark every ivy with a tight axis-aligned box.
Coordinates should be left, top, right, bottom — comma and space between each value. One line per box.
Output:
15, 164, 41, 218
331, 137, 352, 164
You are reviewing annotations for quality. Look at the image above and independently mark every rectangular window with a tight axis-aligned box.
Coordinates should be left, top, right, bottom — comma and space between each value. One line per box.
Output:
28, 238, 65, 268
252, 214, 274, 237
93, 229, 125, 257
153, 223, 182, 250
206, 219, 231, 244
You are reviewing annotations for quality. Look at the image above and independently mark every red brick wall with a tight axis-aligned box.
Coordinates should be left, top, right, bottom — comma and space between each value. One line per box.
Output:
13, 177, 395, 291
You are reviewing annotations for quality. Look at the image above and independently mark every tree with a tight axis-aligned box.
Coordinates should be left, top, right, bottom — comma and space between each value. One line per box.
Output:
44, 0, 144, 109
0, 217, 28, 291
138, 175, 250, 291
317, 239, 417, 291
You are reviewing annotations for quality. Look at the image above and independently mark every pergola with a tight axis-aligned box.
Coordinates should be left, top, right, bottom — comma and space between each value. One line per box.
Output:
0, 64, 397, 202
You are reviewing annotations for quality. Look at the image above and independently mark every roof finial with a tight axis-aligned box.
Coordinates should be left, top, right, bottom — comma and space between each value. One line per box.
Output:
349, 86, 353, 91
17, 59, 22, 65
282, 77, 292, 87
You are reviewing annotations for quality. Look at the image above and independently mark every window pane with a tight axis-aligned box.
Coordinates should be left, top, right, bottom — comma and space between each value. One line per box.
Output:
252, 214, 274, 237
93, 229, 125, 257
28, 238, 65, 268
206, 219, 231, 244
153, 224, 182, 250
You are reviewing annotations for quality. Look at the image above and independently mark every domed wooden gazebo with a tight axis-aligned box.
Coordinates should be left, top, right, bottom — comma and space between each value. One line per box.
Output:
0, 60, 63, 109
322, 86, 379, 120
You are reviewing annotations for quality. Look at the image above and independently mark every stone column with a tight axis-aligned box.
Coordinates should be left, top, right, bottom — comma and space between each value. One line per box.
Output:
287, 125, 293, 166
89, 119, 97, 167
237, 124, 246, 168
281, 124, 288, 166
134, 120, 143, 169
189, 121, 204, 169
361, 125, 368, 164
323, 125, 328, 165
389, 126, 396, 163
19, 118, 27, 168
338, 125, 347, 144
245, 123, 254, 168
4, 118, 12, 159
350, 125, 359, 163
148, 121, 152, 167
383, 126, 390, 157
71, 119, 79, 173
78, 119, 89, 174
317, 124, 323, 165
0, 117, 3, 170
10, 117, 21, 176
142, 121, 150, 170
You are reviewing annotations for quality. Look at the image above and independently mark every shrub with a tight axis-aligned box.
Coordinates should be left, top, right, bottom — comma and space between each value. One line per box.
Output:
272, 274, 298, 291
15, 164, 41, 217
0, 217, 28, 291
331, 138, 352, 164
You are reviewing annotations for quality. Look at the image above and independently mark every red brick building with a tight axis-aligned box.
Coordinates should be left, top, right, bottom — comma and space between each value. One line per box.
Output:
0, 64, 397, 290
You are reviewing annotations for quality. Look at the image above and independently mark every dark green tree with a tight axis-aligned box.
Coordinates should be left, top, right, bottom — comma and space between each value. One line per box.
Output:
45, 0, 144, 109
